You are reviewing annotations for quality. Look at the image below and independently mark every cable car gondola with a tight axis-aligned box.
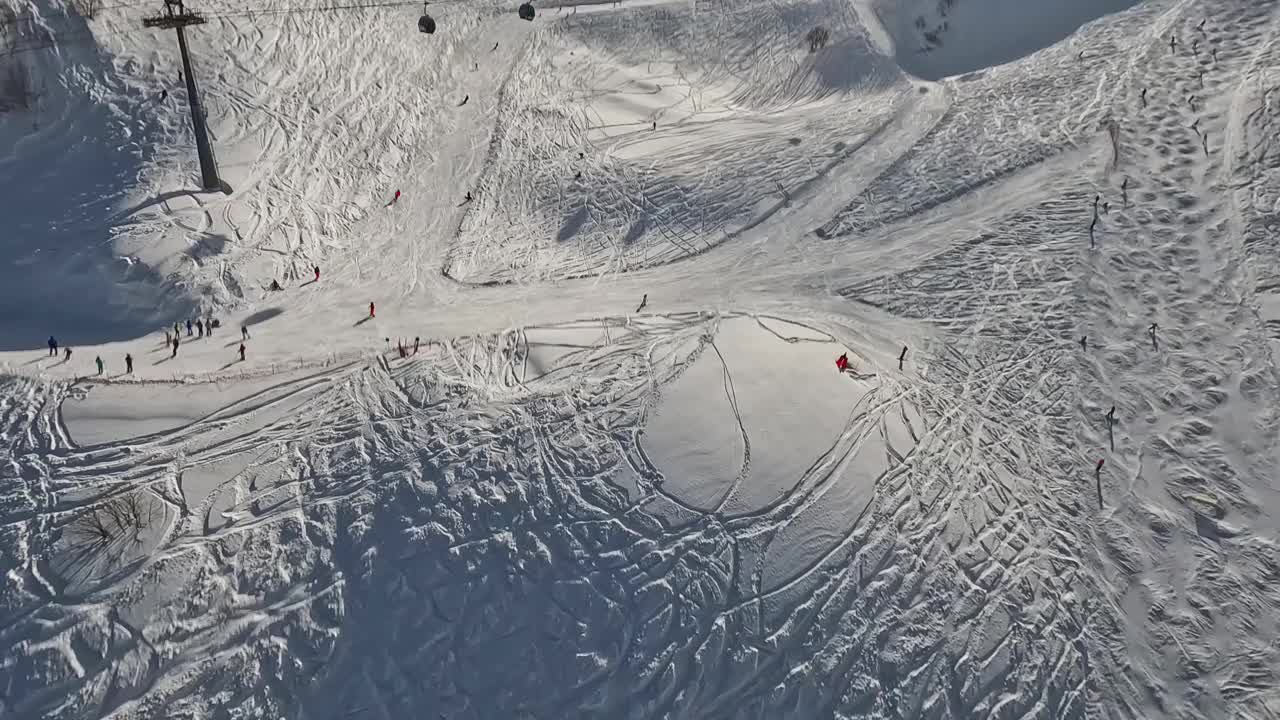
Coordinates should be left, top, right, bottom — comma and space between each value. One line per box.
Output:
517, 2, 534, 20
418, 3, 436, 33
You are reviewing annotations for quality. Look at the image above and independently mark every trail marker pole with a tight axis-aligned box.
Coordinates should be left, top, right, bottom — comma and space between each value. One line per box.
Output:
143, 0, 222, 190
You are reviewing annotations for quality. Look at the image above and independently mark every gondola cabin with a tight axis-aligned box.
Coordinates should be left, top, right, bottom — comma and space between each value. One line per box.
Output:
518, 2, 534, 20
418, 13, 436, 33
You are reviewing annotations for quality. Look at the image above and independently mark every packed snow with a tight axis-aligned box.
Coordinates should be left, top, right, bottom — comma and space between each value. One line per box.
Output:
4, 0, 1280, 717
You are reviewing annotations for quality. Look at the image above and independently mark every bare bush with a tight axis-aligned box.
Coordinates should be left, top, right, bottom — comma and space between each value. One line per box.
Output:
66, 492, 160, 548
71, 0, 100, 20
806, 26, 830, 53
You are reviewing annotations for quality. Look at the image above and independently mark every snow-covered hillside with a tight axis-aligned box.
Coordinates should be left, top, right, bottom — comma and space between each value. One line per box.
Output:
4, 0, 1280, 717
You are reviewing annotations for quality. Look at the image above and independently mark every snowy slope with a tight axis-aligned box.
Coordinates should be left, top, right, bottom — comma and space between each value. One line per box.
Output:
5, 0, 1280, 717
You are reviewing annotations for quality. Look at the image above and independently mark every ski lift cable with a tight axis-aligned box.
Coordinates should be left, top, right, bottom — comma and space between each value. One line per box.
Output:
1, 0, 514, 59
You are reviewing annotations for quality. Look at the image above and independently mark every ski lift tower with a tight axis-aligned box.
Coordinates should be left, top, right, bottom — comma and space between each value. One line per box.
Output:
143, 0, 222, 191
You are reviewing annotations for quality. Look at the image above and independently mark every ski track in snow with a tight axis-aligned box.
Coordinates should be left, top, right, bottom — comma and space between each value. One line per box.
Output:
4, 0, 1280, 718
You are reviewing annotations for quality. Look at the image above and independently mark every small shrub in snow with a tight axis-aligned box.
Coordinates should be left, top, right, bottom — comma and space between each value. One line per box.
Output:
66, 492, 159, 547
806, 26, 830, 53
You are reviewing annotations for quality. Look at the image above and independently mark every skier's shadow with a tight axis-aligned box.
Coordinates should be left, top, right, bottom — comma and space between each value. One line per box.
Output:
153, 355, 174, 366
224, 340, 244, 348
354, 316, 374, 327
299, 279, 318, 288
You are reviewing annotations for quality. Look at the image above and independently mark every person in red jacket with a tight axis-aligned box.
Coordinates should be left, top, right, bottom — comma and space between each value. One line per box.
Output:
369, 302, 375, 318
835, 353, 849, 372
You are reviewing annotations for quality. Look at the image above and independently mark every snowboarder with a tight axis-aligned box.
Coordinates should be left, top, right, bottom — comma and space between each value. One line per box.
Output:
413, 336, 421, 354
125, 353, 133, 374
898, 346, 908, 371
197, 319, 204, 337
95, 356, 103, 375
48, 336, 57, 356
172, 336, 179, 358
186, 319, 193, 336
63, 347, 71, 362
241, 324, 250, 340
369, 302, 376, 318
636, 293, 648, 313
835, 353, 849, 372
314, 265, 321, 282
239, 343, 246, 362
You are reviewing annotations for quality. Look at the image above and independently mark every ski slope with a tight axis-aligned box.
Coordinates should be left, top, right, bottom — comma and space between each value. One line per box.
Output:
3, 0, 1280, 717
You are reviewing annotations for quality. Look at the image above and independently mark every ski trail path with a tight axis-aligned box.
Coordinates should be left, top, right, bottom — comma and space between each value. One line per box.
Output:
1078, 1, 1280, 714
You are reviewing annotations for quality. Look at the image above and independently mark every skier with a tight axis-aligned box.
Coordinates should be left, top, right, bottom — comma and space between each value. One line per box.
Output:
314, 265, 321, 282
241, 324, 250, 340
172, 336, 179, 358
413, 336, 421, 354
48, 335, 57, 356
63, 347, 72, 362
270, 279, 282, 291
197, 319, 204, 337
1080, 335, 1088, 351
159, 89, 167, 101
208, 316, 215, 334
459, 95, 469, 106
652, 121, 657, 131
898, 346, 908, 371
1121, 178, 1129, 208
1149, 322, 1159, 349
1140, 87, 1148, 108
1169, 33, 1177, 53
239, 343, 246, 362
636, 293, 648, 313
186, 319, 193, 336
369, 302, 376, 318
1095, 458, 1105, 479
835, 353, 849, 372
492, 41, 499, 51
464, 191, 473, 203
125, 353, 133, 374
389, 189, 401, 206
95, 356, 103, 375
